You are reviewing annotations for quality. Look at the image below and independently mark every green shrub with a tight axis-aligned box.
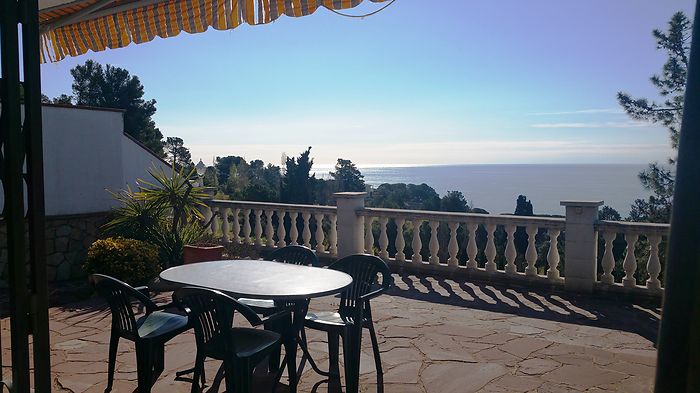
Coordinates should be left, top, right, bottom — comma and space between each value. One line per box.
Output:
84, 237, 161, 286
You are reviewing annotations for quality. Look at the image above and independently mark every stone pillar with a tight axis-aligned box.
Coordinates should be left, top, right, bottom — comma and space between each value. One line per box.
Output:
334, 192, 367, 258
561, 200, 603, 293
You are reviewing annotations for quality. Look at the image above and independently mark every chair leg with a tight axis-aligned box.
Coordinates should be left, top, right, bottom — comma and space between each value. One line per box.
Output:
152, 343, 165, 383
105, 332, 119, 393
135, 343, 154, 393
367, 323, 384, 393
342, 327, 362, 393
327, 331, 341, 381
265, 319, 282, 373
190, 353, 205, 393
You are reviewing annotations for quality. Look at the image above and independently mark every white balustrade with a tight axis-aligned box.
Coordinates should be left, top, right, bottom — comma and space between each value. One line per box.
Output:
276, 211, 287, 247
622, 232, 638, 288
525, 225, 538, 276
379, 217, 389, 258
447, 222, 459, 267
254, 209, 263, 246
646, 234, 662, 290
485, 223, 497, 273
466, 222, 478, 269
329, 214, 338, 256
365, 216, 374, 254
289, 212, 299, 245
221, 207, 230, 243
546, 229, 561, 280
314, 213, 326, 253
242, 209, 252, 245
411, 219, 423, 263
505, 225, 517, 274
395, 218, 406, 262
265, 210, 275, 247
600, 231, 616, 284
302, 212, 312, 248
428, 221, 440, 265
232, 208, 240, 243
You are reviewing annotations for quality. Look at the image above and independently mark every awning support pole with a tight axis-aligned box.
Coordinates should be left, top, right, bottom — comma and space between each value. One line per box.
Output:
655, 2, 700, 391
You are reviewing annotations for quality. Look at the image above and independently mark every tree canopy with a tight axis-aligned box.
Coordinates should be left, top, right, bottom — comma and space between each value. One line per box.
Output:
281, 147, 316, 204
618, 11, 691, 223
164, 137, 193, 171
330, 158, 365, 192
69, 60, 165, 155
440, 190, 470, 213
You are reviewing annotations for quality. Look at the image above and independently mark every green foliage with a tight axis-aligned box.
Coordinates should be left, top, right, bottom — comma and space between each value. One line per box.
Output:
164, 137, 194, 171
369, 183, 440, 210
618, 11, 691, 223
514, 195, 534, 216
598, 205, 622, 221
69, 60, 165, 155
41, 93, 74, 105
104, 165, 209, 267
83, 237, 161, 285
281, 147, 316, 204
440, 191, 470, 213
331, 158, 365, 192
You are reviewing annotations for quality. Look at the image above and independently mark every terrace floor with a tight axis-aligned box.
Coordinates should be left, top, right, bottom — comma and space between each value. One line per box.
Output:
11, 273, 659, 392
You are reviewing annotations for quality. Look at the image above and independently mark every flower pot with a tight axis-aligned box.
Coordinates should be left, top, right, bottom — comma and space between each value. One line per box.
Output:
183, 244, 224, 264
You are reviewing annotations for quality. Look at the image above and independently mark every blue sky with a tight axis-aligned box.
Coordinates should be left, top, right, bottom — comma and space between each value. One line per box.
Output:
40, 0, 696, 166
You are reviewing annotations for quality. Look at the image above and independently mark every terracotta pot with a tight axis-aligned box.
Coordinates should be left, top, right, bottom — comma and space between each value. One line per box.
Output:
183, 244, 224, 264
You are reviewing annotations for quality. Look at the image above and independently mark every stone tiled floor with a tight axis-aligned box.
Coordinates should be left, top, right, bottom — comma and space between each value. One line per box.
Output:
4, 274, 660, 392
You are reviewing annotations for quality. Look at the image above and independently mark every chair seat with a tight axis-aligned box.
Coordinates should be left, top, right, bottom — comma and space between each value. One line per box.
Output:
238, 297, 276, 310
305, 311, 358, 330
205, 327, 281, 360
136, 311, 189, 340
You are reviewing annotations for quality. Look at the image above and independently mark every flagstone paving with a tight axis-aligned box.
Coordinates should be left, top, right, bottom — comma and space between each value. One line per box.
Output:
2, 273, 659, 392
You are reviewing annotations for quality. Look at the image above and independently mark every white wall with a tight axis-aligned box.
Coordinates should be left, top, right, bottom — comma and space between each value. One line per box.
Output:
36, 105, 169, 215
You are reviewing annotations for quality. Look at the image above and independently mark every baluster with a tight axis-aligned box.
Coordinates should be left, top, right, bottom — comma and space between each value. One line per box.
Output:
242, 209, 252, 245
221, 208, 230, 243
411, 219, 423, 263
546, 229, 561, 280
203, 205, 213, 233
646, 234, 662, 290
231, 208, 240, 243
289, 212, 299, 245
622, 232, 638, 288
466, 222, 478, 269
207, 206, 217, 234
364, 216, 374, 254
505, 225, 517, 274
254, 210, 263, 246
395, 218, 406, 262
314, 213, 326, 253
329, 214, 338, 256
265, 210, 275, 247
485, 223, 497, 273
379, 217, 389, 258
600, 231, 616, 284
447, 222, 459, 267
429, 221, 440, 265
525, 225, 538, 276
276, 211, 287, 247
302, 212, 312, 248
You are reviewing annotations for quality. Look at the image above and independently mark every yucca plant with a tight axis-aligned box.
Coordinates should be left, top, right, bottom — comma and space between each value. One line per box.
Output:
104, 165, 214, 267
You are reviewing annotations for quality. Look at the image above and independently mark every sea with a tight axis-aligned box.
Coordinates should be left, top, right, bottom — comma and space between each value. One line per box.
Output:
313, 164, 652, 217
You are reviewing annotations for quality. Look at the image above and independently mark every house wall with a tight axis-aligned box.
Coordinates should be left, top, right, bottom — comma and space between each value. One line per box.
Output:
0, 104, 171, 284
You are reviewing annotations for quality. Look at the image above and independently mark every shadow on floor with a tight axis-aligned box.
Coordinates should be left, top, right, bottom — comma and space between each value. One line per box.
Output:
389, 273, 660, 344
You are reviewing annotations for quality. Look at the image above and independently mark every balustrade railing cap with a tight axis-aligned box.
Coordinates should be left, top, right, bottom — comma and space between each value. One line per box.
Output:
333, 192, 367, 199
560, 200, 604, 207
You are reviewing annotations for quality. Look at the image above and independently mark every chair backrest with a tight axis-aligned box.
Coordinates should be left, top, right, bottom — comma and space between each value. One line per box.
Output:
267, 245, 319, 267
328, 254, 392, 318
172, 286, 260, 359
90, 274, 157, 340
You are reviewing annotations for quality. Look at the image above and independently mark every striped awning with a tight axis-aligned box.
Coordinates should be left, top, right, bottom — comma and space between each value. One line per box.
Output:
38, 0, 389, 63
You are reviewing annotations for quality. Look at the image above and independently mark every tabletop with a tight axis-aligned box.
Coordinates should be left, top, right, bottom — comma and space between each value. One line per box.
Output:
159, 259, 353, 300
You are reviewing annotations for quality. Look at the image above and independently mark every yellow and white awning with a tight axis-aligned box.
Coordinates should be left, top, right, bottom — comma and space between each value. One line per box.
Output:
38, 0, 389, 63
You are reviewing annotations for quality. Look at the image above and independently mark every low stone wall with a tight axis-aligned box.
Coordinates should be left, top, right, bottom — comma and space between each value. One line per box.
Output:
0, 212, 108, 286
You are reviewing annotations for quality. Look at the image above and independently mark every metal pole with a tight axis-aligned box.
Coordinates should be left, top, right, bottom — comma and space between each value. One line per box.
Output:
655, 2, 700, 391
0, 0, 32, 391
20, 0, 52, 390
